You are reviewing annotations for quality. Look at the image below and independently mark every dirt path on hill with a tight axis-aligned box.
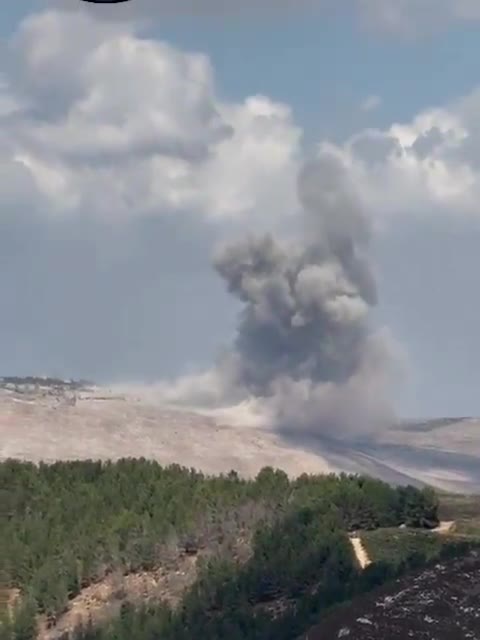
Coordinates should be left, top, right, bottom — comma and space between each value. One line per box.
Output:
349, 536, 372, 569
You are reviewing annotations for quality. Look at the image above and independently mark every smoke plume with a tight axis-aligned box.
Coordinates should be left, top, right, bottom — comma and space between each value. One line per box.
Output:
156, 151, 401, 439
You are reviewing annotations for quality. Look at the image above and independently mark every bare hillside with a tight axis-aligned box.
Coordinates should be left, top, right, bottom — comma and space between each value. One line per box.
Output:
2, 380, 480, 493
0, 382, 333, 478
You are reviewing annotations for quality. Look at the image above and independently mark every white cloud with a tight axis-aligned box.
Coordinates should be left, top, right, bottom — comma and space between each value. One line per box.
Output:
2, 10, 301, 224
318, 90, 480, 225
5, 10, 480, 252
9, 8, 480, 233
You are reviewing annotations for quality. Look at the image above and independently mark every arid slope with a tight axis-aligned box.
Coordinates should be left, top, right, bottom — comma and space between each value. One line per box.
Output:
2, 382, 480, 492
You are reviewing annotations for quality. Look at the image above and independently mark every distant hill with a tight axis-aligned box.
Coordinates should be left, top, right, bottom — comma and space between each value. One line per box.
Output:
1, 381, 480, 493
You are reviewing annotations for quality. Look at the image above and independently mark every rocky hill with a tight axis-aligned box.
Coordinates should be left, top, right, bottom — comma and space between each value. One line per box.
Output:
2, 378, 480, 493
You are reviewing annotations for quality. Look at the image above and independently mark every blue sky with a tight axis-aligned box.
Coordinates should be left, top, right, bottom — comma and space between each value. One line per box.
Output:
2, 1, 480, 421
5, 4, 480, 135
151, 16, 480, 139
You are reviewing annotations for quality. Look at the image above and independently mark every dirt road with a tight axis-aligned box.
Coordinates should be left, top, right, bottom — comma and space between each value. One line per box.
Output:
432, 520, 455, 534
349, 536, 372, 569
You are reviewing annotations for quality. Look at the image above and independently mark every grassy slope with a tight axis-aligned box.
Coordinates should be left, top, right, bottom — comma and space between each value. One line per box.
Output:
361, 492, 480, 565
361, 528, 446, 565
437, 492, 480, 520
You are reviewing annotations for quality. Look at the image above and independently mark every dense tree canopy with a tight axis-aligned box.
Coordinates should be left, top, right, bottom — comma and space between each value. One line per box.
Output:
1, 458, 442, 640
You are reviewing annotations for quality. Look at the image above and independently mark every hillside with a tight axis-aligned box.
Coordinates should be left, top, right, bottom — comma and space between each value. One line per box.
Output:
4, 456, 464, 640
4, 454, 480, 640
298, 493, 480, 640
3, 378, 480, 640
1, 379, 480, 493
300, 550, 480, 640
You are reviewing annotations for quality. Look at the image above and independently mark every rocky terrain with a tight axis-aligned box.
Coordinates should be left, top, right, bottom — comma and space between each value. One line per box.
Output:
2, 377, 480, 493
36, 555, 200, 640
301, 550, 480, 640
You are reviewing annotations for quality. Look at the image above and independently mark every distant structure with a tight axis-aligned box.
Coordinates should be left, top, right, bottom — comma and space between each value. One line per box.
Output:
0, 376, 93, 402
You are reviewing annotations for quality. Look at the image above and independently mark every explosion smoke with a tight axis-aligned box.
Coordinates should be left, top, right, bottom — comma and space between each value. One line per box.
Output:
157, 151, 400, 439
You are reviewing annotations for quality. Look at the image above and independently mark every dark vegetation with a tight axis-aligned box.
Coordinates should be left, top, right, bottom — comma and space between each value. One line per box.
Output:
361, 527, 477, 567
0, 458, 467, 640
438, 491, 480, 520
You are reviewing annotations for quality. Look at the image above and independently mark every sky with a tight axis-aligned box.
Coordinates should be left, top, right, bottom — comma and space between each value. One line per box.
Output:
1, 0, 480, 420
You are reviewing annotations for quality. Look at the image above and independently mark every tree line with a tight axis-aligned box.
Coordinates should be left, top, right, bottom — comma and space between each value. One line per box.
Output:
1, 458, 441, 639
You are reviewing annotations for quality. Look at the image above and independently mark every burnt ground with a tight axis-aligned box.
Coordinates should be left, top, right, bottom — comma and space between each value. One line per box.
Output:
302, 550, 480, 640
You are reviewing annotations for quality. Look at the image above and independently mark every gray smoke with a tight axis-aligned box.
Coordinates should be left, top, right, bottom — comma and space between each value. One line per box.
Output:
209, 153, 399, 437
215, 156, 374, 391
155, 151, 400, 439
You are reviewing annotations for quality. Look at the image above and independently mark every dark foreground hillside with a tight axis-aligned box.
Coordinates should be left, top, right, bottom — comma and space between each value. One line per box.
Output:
301, 550, 480, 640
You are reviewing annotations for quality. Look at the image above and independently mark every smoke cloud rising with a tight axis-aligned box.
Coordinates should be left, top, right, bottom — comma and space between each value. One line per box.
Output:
154, 151, 401, 440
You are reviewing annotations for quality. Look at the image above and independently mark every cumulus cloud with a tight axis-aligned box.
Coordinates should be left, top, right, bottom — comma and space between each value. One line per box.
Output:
3, 10, 301, 223
318, 90, 480, 225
